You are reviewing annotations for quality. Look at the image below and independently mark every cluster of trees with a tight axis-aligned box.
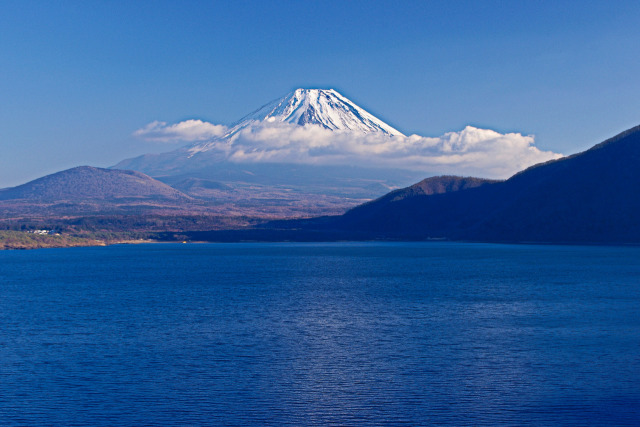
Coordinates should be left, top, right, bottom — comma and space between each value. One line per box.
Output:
0, 214, 267, 249
0, 231, 104, 250
0, 214, 258, 233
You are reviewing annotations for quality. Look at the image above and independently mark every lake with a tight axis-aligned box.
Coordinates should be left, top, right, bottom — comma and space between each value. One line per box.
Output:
1, 242, 639, 425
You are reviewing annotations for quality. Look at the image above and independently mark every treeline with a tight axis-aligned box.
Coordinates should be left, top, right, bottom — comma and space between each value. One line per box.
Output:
0, 214, 262, 233
0, 214, 273, 248
0, 231, 104, 250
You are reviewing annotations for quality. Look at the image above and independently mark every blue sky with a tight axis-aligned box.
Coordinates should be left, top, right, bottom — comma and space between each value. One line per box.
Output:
2, 0, 640, 186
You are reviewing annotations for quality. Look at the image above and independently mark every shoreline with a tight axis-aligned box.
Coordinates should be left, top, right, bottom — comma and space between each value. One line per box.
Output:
3, 235, 639, 250
0, 230, 157, 250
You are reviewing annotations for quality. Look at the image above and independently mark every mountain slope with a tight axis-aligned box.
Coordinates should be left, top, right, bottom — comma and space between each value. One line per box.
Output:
116, 88, 405, 174
112, 89, 420, 215
372, 175, 498, 202
218, 88, 404, 138
0, 166, 191, 202
0, 166, 199, 216
319, 125, 640, 243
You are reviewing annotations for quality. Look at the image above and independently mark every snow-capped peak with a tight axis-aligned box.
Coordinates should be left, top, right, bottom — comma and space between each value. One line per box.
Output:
224, 88, 405, 138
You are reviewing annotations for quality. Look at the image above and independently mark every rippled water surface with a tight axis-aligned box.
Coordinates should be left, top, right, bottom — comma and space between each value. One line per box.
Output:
1, 242, 640, 425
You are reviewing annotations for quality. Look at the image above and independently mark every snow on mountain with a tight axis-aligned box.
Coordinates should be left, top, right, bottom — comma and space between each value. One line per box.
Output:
230, 88, 403, 136
187, 89, 404, 155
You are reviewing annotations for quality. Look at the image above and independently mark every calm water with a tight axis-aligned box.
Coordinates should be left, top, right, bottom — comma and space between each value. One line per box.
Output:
1, 242, 639, 426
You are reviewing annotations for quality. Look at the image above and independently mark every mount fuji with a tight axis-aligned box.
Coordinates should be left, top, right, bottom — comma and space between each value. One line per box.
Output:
244, 88, 403, 135
114, 88, 560, 217
117, 89, 406, 170
213, 88, 402, 137
114, 89, 425, 216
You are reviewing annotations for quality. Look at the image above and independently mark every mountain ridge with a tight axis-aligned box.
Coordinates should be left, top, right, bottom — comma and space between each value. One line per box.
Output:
112, 89, 423, 214
266, 124, 640, 243
0, 166, 201, 216
0, 166, 190, 202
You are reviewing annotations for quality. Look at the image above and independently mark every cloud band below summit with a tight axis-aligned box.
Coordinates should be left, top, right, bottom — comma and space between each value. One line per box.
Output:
134, 119, 562, 179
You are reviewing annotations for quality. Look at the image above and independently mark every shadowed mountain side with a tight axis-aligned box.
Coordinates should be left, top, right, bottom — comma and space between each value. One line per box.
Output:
318, 125, 640, 243
261, 176, 499, 236
465, 125, 640, 242
364, 175, 499, 203
243, 125, 640, 244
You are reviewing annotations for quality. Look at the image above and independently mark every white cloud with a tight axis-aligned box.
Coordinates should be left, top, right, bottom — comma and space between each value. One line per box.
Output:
185, 121, 563, 179
133, 120, 227, 143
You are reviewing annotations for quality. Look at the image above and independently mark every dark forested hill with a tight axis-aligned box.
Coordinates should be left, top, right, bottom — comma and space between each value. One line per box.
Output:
316, 125, 640, 243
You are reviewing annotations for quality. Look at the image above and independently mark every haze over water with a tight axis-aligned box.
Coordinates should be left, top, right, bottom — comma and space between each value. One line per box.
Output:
1, 242, 639, 425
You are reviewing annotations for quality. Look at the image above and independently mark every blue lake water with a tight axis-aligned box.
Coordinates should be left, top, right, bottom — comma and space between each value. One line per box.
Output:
1, 242, 639, 426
